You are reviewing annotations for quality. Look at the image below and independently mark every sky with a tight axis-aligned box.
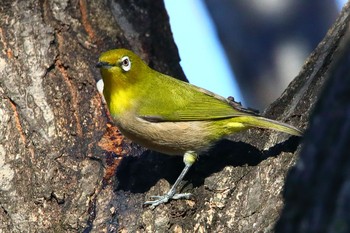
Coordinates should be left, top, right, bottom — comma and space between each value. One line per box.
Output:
164, 0, 347, 104
164, 0, 242, 102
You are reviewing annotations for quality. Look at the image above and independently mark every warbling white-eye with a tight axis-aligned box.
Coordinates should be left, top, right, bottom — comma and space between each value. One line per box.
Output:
96, 49, 302, 208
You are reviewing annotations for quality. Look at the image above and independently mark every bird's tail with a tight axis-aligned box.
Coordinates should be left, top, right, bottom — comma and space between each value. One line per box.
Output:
231, 116, 302, 136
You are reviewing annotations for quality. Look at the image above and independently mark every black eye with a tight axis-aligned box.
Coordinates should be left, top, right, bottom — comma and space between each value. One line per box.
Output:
121, 56, 131, 71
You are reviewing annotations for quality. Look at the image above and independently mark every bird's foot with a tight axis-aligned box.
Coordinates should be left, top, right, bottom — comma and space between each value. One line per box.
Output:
144, 151, 197, 209
144, 192, 192, 209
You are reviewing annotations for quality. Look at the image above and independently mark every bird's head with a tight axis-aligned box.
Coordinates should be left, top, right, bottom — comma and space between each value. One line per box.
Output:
97, 49, 148, 87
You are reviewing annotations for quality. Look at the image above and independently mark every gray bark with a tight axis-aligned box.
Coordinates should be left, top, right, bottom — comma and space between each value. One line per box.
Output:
276, 3, 350, 232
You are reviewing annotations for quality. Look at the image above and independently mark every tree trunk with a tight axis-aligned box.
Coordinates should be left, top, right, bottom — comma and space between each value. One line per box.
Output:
0, 0, 348, 232
276, 3, 350, 233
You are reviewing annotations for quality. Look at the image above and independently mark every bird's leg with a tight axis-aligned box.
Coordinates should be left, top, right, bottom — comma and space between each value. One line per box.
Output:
144, 151, 197, 208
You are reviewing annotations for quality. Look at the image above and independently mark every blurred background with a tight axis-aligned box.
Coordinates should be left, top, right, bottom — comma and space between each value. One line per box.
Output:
164, 0, 347, 110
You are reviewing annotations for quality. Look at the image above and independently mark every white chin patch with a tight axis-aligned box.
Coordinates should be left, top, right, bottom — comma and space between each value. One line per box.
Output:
96, 79, 106, 103
96, 79, 104, 94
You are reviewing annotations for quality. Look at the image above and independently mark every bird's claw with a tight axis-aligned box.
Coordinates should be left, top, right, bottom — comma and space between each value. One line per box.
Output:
144, 193, 192, 209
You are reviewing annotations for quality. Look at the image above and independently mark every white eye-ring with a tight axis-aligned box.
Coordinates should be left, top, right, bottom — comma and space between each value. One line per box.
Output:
121, 56, 131, 72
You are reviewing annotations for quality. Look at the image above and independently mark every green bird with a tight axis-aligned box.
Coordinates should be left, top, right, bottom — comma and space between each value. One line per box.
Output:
96, 48, 302, 208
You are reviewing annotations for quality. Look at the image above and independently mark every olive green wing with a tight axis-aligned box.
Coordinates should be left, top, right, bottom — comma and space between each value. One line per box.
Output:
137, 74, 257, 122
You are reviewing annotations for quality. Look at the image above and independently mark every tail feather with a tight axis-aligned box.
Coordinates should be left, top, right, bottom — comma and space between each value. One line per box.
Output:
232, 116, 302, 136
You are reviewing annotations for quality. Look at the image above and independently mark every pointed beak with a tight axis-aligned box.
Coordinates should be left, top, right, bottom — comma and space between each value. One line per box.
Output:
96, 61, 113, 69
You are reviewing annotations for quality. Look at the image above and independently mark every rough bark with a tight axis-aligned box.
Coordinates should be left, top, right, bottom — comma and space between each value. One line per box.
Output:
0, 0, 348, 232
276, 4, 350, 233
0, 0, 182, 232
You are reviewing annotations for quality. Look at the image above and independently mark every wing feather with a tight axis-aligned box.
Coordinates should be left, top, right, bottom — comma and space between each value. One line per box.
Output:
137, 73, 256, 122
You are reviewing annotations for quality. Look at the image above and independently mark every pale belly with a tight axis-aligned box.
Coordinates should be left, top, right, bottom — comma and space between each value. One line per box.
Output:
114, 113, 215, 155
